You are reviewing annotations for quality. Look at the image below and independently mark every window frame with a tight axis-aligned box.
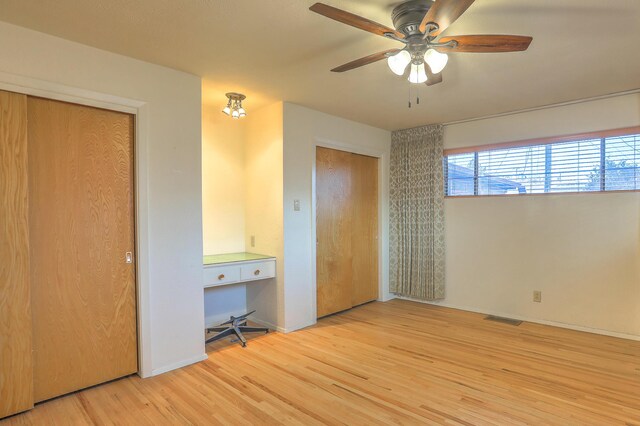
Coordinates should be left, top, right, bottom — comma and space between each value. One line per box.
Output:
444, 126, 640, 198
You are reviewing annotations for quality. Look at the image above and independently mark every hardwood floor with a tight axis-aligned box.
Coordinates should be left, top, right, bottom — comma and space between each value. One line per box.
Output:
2, 299, 639, 425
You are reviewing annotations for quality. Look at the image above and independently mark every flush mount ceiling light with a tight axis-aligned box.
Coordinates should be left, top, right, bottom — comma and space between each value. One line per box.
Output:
310, 0, 532, 86
221, 92, 247, 118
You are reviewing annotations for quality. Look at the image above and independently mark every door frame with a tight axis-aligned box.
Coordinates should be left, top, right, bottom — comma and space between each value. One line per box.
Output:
311, 138, 392, 322
0, 73, 152, 378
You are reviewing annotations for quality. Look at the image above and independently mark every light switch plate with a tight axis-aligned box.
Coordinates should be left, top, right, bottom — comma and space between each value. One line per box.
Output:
293, 199, 301, 211
533, 290, 542, 303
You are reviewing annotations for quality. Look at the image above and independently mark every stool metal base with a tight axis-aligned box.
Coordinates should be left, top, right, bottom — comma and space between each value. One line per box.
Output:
205, 310, 269, 347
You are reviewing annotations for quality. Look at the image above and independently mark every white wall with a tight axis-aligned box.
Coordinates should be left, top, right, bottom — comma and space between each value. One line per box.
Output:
0, 21, 206, 376
203, 284, 248, 327
445, 94, 640, 150
439, 93, 640, 338
245, 102, 285, 330
202, 102, 248, 327
202, 108, 246, 254
282, 103, 391, 332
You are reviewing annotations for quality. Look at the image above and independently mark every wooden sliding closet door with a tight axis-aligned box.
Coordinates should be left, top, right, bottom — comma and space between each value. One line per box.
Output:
28, 98, 137, 402
316, 147, 354, 318
0, 91, 33, 418
350, 153, 378, 307
316, 147, 378, 318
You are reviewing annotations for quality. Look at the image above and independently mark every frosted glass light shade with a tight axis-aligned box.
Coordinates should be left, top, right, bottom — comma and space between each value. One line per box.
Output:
387, 50, 411, 76
222, 93, 247, 118
424, 49, 449, 74
408, 63, 428, 84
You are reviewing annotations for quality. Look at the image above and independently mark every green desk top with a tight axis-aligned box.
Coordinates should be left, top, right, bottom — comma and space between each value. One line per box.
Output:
203, 252, 275, 266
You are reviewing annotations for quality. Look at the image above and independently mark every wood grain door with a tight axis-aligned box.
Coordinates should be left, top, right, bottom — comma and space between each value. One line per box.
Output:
27, 97, 137, 402
0, 90, 34, 418
316, 147, 353, 317
316, 147, 378, 318
351, 153, 378, 307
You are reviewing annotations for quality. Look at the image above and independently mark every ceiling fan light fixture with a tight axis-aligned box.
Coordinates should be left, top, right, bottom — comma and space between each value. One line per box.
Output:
310, 1, 533, 89
387, 50, 411, 76
408, 62, 428, 84
424, 49, 449, 74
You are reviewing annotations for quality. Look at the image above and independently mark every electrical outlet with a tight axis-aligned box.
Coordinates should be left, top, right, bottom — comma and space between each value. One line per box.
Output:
533, 290, 542, 303
250, 235, 255, 247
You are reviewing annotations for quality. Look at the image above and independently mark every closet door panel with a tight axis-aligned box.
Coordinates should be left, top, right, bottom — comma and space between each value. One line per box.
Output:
28, 97, 137, 402
0, 91, 33, 418
351, 153, 379, 306
316, 147, 353, 318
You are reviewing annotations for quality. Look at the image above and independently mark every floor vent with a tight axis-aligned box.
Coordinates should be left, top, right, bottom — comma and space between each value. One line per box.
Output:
484, 315, 522, 326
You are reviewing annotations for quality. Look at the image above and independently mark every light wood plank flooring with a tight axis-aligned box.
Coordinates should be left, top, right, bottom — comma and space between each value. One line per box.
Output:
2, 300, 639, 425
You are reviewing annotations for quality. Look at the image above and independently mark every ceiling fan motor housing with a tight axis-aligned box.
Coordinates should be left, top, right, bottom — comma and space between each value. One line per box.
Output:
391, 0, 434, 37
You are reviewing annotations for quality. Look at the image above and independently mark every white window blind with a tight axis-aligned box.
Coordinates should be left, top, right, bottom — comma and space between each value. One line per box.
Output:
605, 134, 640, 191
444, 131, 640, 196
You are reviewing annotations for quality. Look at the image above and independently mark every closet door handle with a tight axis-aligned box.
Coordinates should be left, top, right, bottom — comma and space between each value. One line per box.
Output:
218, 274, 225, 280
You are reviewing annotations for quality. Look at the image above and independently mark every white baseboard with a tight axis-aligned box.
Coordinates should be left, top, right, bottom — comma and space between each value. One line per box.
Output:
251, 317, 317, 334
149, 353, 208, 377
396, 296, 640, 342
379, 292, 397, 302
251, 318, 286, 333
282, 320, 317, 333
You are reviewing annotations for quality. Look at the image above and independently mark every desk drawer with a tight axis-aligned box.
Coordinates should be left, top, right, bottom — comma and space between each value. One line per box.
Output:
203, 265, 241, 287
240, 261, 275, 281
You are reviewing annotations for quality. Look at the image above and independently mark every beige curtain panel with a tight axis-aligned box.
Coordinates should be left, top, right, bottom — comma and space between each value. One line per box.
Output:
390, 124, 445, 300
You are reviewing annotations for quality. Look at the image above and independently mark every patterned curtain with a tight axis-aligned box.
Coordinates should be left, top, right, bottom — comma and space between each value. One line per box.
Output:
390, 124, 445, 300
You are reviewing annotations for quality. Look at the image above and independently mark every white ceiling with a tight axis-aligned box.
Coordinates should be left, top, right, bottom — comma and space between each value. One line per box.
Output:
1, 0, 639, 130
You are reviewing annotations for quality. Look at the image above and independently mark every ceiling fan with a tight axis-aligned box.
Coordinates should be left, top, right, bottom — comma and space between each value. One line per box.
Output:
309, 0, 533, 86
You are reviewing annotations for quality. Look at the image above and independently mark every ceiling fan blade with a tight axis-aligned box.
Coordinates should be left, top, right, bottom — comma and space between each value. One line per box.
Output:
331, 49, 400, 72
424, 63, 443, 86
436, 35, 533, 52
310, 3, 404, 39
419, 0, 476, 37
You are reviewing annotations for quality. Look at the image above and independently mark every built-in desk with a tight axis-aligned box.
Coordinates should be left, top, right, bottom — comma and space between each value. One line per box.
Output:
203, 252, 276, 289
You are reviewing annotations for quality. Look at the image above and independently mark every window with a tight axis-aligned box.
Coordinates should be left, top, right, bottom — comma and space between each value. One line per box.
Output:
444, 128, 640, 197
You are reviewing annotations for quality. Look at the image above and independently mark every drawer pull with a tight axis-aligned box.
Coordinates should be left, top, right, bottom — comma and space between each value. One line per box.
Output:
254, 269, 261, 276
218, 274, 225, 280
